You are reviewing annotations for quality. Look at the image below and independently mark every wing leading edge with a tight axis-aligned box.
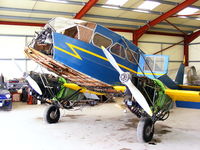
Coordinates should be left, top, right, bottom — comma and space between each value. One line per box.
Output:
165, 89, 200, 102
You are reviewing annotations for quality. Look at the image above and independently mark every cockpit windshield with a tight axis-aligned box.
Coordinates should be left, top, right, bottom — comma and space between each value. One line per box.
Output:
46, 17, 87, 33
33, 17, 97, 55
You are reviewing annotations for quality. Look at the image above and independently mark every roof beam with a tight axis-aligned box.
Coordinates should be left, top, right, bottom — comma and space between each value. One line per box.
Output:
153, 40, 184, 55
0, 15, 191, 34
109, 28, 185, 37
172, 13, 200, 17
109, 28, 133, 33
85, 14, 199, 29
35, 0, 199, 20
134, 0, 198, 43
0, 20, 185, 38
0, 7, 199, 29
153, 0, 200, 10
145, 31, 185, 37
164, 19, 187, 35
74, 0, 99, 19
0, 21, 45, 27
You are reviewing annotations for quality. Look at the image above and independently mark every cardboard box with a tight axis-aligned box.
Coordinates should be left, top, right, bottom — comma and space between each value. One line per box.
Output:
12, 93, 21, 102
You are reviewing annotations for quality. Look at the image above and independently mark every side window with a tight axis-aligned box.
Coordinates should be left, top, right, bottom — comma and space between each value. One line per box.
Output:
126, 49, 138, 63
121, 48, 125, 58
93, 33, 112, 48
111, 44, 121, 56
110, 43, 125, 58
63, 26, 78, 38
132, 51, 138, 62
144, 56, 165, 72
77, 25, 93, 43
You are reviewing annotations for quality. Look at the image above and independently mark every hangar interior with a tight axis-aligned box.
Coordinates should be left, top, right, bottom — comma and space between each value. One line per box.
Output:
0, 0, 200, 150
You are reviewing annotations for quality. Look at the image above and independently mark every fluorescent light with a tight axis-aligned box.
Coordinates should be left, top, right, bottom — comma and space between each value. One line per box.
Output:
43, 0, 68, 3
102, 5, 120, 9
178, 16, 187, 19
138, 1, 160, 10
105, 0, 128, 6
177, 7, 199, 15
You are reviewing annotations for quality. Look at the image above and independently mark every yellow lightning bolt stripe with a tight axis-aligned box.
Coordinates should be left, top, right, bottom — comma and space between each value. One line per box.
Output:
54, 43, 82, 60
67, 43, 108, 61
54, 43, 164, 76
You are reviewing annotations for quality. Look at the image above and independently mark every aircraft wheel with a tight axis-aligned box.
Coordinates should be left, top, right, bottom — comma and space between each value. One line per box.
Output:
88, 101, 97, 106
137, 118, 154, 143
44, 105, 60, 124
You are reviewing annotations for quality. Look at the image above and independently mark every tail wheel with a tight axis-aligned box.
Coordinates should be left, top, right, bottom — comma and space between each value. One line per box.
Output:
137, 118, 154, 142
44, 105, 60, 124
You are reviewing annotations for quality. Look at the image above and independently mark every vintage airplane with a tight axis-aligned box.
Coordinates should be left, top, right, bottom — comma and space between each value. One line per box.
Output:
184, 65, 200, 85
24, 17, 200, 143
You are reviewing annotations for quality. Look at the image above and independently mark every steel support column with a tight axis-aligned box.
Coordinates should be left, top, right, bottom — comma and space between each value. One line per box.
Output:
133, 33, 138, 46
184, 39, 189, 66
133, 0, 198, 44
185, 30, 200, 43
74, 0, 99, 19
184, 30, 200, 66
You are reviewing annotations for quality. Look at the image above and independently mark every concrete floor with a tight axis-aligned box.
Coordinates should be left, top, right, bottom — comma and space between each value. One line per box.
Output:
0, 99, 200, 150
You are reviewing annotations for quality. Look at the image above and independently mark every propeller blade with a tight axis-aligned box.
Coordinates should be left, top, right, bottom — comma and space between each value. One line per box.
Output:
26, 76, 42, 95
12, 58, 23, 73
101, 46, 124, 75
101, 46, 152, 116
125, 80, 152, 116
12, 58, 42, 95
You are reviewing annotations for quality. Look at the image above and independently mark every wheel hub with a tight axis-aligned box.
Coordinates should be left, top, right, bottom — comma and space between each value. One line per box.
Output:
119, 72, 131, 84
145, 125, 152, 137
50, 111, 57, 119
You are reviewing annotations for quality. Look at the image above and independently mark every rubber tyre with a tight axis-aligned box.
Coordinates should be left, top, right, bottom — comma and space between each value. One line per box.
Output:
4, 101, 12, 111
137, 118, 154, 143
44, 105, 60, 124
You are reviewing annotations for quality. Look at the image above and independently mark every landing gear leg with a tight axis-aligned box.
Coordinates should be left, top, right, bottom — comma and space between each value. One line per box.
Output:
137, 118, 154, 142
44, 105, 60, 124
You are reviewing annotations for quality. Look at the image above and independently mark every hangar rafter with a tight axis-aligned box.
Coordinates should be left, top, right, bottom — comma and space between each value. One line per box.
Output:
133, 0, 198, 45
74, 0, 99, 19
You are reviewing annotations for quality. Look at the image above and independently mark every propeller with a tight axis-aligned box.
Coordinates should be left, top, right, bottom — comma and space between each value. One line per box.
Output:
101, 46, 152, 116
12, 59, 42, 95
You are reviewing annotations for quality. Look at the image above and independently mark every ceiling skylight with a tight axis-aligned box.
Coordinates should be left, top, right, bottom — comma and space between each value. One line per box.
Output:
102, 5, 120, 9
178, 16, 187, 19
177, 7, 199, 15
105, 0, 128, 6
137, 1, 161, 10
43, 0, 68, 3
133, 9, 150, 13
